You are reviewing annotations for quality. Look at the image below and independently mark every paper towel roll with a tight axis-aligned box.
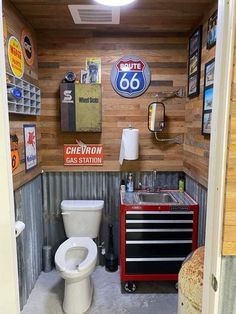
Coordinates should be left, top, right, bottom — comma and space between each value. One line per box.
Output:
15, 220, 25, 238
119, 128, 139, 165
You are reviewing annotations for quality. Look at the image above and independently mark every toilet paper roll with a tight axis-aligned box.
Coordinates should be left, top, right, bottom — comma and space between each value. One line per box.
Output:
119, 128, 139, 165
15, 220, 25, 238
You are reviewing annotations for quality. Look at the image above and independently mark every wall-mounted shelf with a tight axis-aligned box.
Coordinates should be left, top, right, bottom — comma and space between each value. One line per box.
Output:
6, 72, 41, 116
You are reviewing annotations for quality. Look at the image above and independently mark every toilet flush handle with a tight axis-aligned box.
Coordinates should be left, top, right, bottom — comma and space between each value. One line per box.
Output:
61, 212, 70, 216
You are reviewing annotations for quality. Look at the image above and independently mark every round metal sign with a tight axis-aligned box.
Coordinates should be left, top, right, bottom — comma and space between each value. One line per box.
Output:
8, 36, 24, 78
21, 28, 35, 66
111, 55, 151, 98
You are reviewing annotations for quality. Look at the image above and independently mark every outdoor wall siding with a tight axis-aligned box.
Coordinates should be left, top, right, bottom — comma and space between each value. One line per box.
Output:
185, 174, 208, 246
219, 256, 236, 314
14, 175, 43, 309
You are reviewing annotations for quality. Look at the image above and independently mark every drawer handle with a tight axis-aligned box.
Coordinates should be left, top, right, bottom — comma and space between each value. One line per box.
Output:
126, 220, 193, 223
126, 228, 193, 232
126, 257, 186, 262
126, 211, 193, 214
126, 240, 192, 244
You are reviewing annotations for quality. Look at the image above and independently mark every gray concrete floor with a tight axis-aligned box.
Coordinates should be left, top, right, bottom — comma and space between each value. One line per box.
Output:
21, 266, 178, 314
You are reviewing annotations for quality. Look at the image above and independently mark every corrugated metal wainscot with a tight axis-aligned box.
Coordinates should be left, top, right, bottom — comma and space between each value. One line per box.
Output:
185, 175, 208, 246
14, 175, 43, 309
42, 171, 182, 262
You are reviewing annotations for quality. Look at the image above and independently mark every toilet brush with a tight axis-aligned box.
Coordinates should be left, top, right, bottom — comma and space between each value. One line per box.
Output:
105, 224, 118, 272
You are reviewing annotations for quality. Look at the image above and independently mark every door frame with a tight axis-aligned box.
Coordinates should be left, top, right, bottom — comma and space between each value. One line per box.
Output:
0, 1, 20, 313
202, 0, 236, 313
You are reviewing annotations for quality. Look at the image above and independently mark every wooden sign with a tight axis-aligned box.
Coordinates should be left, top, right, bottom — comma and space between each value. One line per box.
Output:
64, 144, 104, 166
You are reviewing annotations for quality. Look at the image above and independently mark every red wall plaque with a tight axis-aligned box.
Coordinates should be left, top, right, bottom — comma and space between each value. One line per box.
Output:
64, 144, 104, 166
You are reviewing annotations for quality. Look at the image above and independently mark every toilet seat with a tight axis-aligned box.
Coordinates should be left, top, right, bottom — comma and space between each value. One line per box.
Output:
55, 237, 97, 278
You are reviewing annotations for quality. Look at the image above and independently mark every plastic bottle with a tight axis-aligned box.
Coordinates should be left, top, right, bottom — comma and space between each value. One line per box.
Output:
178, 174, 185, 192
127, 173, 134, 192
120, 179, 126, 192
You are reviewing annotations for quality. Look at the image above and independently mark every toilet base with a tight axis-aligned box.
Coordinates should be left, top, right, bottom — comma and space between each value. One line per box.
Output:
63, 276, 93, 314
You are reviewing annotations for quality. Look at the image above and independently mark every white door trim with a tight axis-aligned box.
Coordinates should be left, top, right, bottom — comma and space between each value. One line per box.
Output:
0, 1, 20, 313
202, 0, 236, 313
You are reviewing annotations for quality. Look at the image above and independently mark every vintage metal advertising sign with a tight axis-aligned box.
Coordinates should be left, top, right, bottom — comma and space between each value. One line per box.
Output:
21, 28, 35, 66
8, 36, 24, 78
10, 134, 20, 172
64, 143, 104, 166
111, 55, 151, 98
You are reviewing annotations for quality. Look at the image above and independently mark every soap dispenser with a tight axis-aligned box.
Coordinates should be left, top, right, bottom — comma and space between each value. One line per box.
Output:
126, 173, 134, 192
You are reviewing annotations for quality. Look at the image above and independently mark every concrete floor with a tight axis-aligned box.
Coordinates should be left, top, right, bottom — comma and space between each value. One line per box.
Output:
21, 266, 178, 314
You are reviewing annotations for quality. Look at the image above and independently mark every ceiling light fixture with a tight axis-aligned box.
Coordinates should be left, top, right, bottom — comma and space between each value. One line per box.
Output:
94, 0, 136, 6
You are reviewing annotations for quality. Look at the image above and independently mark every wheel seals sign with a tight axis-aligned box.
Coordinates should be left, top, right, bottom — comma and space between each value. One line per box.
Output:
8, 36, 24, 78
111, 55, 151, 98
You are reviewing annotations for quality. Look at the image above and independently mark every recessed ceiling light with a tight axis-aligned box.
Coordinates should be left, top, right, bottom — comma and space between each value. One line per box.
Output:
94, 0, 136, 6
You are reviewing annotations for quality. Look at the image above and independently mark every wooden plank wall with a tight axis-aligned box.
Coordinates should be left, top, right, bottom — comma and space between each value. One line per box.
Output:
37, 31, 187, 172
223, 31, 236, 255
3, 0, 41, 190
183, 4, 217, 188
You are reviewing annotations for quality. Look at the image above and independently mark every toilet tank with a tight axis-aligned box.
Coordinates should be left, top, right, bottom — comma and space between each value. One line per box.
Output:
61, 200, 104, 238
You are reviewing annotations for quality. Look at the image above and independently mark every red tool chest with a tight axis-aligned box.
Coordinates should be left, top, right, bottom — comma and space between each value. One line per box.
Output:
120, 192, 198, 292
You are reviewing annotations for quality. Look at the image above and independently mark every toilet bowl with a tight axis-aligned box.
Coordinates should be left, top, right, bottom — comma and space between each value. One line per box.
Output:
55, 237, 97, 314
54, 199, 104, 314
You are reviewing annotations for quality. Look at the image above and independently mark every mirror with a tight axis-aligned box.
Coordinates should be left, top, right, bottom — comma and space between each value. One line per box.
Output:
148, 102, 165, 132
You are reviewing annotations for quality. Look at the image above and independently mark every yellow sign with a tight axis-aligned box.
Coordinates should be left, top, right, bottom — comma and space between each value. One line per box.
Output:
8, 36, 24, 78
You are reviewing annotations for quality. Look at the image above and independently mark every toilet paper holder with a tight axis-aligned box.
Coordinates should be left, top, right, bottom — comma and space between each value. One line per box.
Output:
15, 220, 25, 238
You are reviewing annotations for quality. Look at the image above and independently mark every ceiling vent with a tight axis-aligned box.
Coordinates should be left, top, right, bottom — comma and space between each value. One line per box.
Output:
68, 5, 120, 24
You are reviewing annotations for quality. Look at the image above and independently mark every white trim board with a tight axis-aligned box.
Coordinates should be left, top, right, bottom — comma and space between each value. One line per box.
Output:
0, 1, 20, 313
202, 0, 236, 313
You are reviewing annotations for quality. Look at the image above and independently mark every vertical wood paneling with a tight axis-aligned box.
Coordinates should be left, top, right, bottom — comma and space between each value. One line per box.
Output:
14, 176, 43, 309
183, 4, 217, 188
223, 32, 236, 255
37, 31, 187, 172
3, 0, 41, 190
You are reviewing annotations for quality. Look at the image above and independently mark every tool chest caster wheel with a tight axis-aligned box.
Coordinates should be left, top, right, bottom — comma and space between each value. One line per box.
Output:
124, 281, 137, 293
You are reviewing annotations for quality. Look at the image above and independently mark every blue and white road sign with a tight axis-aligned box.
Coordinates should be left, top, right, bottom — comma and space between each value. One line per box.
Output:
111, 55, 151, 98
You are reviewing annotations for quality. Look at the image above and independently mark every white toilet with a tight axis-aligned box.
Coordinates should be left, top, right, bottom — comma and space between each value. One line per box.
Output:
55, 200, 104, 314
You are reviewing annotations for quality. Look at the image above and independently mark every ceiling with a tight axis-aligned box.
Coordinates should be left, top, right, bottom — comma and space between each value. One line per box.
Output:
10, 0, 214, 35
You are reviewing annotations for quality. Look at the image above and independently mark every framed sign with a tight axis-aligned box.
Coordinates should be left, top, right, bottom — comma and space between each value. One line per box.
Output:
64, 144, 104, 166
111, 55, 151, 98
8, 36, 24, 78
23, 124, 37, 171
202, 58, 215, 135
187, 26, 202, 98
207, 10, 217, 50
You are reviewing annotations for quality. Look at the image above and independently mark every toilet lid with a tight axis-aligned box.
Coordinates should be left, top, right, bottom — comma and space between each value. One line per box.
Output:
55, 237, 97, 273
61, 200, 104, 211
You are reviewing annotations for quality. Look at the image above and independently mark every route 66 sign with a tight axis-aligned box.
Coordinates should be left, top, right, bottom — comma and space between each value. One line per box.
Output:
111, 55, 151, 98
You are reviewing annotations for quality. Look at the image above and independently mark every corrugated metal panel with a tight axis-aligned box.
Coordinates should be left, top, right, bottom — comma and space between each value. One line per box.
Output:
14, 175, 43, 309
185, 175, 207, 246
42, 171, 181, 260
219, 256, 236, 314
